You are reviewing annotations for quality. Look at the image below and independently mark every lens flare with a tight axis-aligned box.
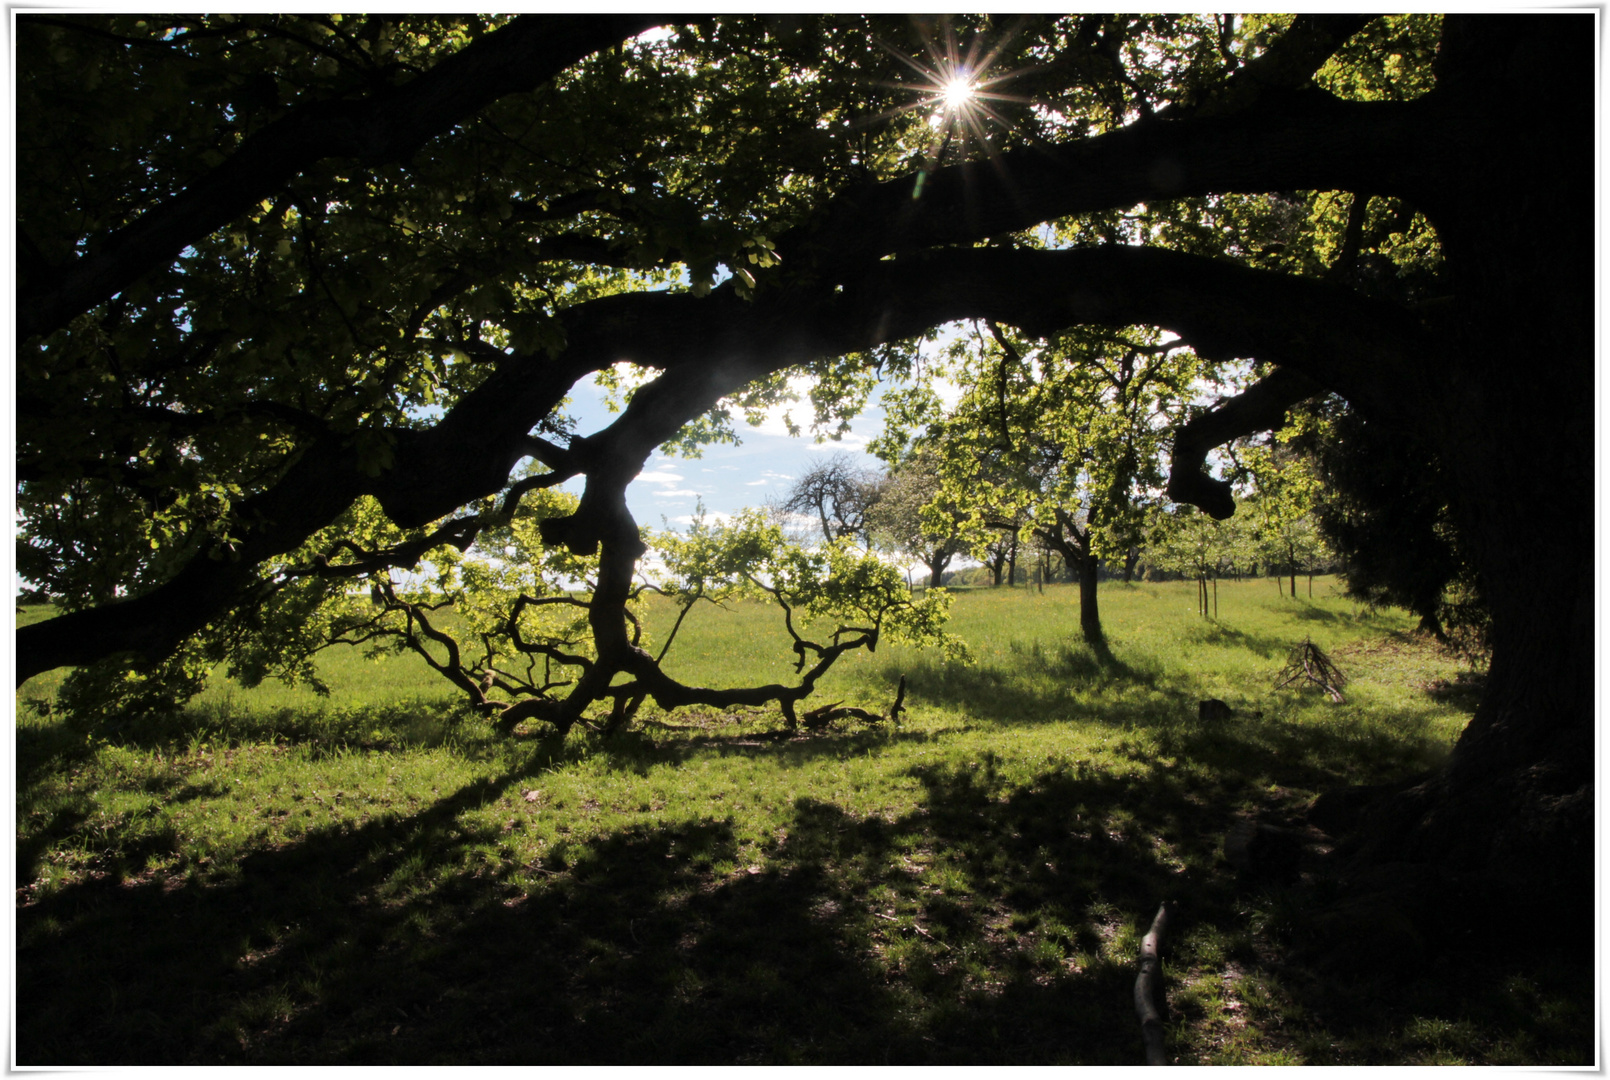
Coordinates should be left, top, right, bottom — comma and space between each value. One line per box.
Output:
942, 77, 976, 110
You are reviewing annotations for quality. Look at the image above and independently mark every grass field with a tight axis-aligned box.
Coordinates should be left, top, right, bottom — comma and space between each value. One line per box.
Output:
14, 577, 1591, 1064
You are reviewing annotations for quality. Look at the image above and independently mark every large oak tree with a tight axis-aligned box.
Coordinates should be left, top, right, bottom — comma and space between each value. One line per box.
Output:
16, 15, 1592, 897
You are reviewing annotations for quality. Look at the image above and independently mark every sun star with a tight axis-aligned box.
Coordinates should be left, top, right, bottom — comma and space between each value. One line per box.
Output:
942, 76, 976, 110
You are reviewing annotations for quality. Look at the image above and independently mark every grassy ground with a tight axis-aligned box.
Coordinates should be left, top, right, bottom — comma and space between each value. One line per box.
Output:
14, 578, 1592, 1064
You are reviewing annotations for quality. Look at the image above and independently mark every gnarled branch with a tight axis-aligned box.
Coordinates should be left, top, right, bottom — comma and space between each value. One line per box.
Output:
1166, 368, 1323, 519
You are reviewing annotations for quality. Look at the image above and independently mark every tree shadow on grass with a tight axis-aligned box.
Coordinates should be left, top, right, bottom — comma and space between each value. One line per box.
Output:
1287, 604, 1342, 624
863, 651, 1196, 732
16, 735, 1589, 1065
1033, 637, 1165, 687
1178, 621, 1291, 659
17, 746, 1230, 1064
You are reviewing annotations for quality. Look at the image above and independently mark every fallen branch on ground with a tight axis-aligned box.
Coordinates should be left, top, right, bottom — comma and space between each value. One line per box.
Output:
1134, 901, 1172, 1066
791, 675, 911, 732
1274, 638, 1347, 702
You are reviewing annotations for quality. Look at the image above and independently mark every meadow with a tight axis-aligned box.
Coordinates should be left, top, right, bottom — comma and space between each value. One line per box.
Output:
14, 577, 1590, 1064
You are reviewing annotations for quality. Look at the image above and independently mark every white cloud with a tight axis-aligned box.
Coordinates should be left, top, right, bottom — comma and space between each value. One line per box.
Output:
655, 488, 702, 498
745, 479, 769, 486
635, 469, 684, 484
805, 432, 870, 452
670, 510, 734, 526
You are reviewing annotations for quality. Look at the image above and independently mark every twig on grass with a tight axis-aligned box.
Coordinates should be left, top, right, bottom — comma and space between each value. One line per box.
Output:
872, 911, 950, 950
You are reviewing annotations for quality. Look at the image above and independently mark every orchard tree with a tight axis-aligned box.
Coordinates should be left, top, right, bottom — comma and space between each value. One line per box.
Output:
1150, 505, 1254, 620
1236, 435, 1333, 599
16, 15, 1592, 896
976, 511, 1026, 588
863, 452, 968, 589
884, 321, 1203, 643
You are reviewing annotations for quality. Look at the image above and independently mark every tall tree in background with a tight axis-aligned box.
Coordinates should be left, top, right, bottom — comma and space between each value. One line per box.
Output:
883, 322, 1202, 643
16, 14, 1592, 897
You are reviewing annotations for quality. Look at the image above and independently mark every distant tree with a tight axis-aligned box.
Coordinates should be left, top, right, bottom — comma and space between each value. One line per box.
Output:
864, 452, 969, 588
881, 322, 1204, 643
1150, 505, 1253, 619
779, 453, 880, 546
1235, 435, 1334, 599
977, 515, 1025, 587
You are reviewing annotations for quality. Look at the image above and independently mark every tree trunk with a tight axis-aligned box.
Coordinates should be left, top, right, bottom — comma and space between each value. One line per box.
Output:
1414, 609, 1446, 642
1076, 548, 1104, 645
1327, 15, 1592, 905
1040, 521, 1104, 645
1123, 545, 1140, 583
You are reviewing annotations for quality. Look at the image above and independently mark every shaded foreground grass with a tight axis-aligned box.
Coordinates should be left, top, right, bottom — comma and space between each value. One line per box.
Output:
15, 579, 1592, 1064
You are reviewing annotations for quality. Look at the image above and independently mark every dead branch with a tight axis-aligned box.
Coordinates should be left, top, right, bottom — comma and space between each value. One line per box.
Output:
796, 675, 911, 732
1273, 637, 1347, 702
1134, 901, 1172, 1066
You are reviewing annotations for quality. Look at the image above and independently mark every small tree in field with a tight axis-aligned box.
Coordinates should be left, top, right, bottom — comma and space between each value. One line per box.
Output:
1237, 437, 1333, 598
1150, 506, 1254, 620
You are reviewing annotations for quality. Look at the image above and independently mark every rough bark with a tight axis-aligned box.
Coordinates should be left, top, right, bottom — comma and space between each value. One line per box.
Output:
1037, 514, 1104, 646
1076, 550, 1105, 646
1310, 16, 1593, 899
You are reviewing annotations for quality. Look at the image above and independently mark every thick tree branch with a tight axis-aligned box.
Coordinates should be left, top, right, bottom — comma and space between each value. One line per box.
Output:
19, 14, 665, 342
777, 94, 1440, 274
1169, 14, 1374, 119
1165, 368, 1324, 519
17, 239, 1425, 682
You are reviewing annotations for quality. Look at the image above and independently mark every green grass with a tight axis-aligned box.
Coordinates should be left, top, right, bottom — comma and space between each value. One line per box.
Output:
14, 578, 1591, 1064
